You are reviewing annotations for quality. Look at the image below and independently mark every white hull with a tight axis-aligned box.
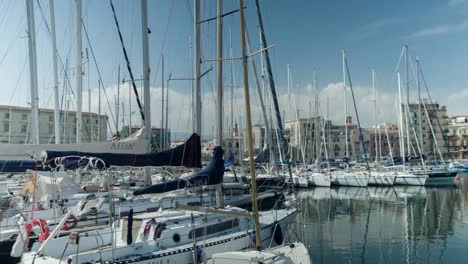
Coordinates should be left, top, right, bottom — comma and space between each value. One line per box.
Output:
21, 208, 297, 264
368, 172, 396, 186
306, 173, 331, 187
331, 172, 369, 187
292, 175, 308, 188
394, 173, 427, 186
208, 242, 311, 264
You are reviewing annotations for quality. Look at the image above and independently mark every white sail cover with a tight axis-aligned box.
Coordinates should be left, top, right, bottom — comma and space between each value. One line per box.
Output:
19, 170, 81, 203
0, 127, 149, 160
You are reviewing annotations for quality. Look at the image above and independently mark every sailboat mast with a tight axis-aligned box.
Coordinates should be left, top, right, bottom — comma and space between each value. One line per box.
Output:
372, 67, 378, 162
342, 50, 349, 159
404, 45, 410, 155
215, 0, 224, 208
75, 0, 82, 144
49, 0, 60, 144
417, 58, 423, 159
245, 27, 279, 176
255, 0, 293, 181
161, 55, 165, 149
216, 0, 223, 148
141, 0, 152, 186
26, 0, 40, 144
239, 0, 261, 250
397, 73, 406, 170
229, 28, 234, 138
194, 0, 201, 135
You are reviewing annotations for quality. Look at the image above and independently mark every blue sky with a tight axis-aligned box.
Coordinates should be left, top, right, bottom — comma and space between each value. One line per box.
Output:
0, 0, 467, 136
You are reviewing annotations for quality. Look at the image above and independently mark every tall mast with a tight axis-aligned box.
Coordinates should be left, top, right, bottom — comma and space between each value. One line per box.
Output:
194, 0, 201, 134
239, 0, 260, 250
141, 0, 151, 150
49, 0, 60, 144
26, 0, 40, 144
215, 0, 224, 208
128, 80, 132, 136
255, 0, 292, 181
314, 72, 319, 160
116, 65, 120, 134
216, 0, 223, 148
229, 28, 234, 137
141, 0, 152, 186
372, 67, 378, 162
404, 45, 410, 155
245, 26, 279, 176
397, 73, 406, 170
161, 55, 164, 149
417, 58, 423, 159
98, 80, 101, 142
75, 0, 82, 144
342, 50, 349, 160
165, 73, 169, 149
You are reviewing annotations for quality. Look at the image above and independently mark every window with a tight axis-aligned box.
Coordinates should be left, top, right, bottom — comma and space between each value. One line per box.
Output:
48, 125, 53, 134
21, 124, 27, 133
3, 123, 9, 132
22, 114, 28, 120
49, 115, 54, 122
4, 113, 9, 119
188, 219, 239, 240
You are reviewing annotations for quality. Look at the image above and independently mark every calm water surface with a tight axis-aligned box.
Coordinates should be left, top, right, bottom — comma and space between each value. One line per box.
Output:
289, 186, 468, 263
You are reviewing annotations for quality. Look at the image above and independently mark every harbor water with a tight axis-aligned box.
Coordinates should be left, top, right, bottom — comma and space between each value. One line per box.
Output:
290, 186, 468, 263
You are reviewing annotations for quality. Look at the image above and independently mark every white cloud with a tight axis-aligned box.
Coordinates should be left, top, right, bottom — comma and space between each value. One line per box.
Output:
350, 18, 401, 40
446, 89, 468, 115
407, 21, 468, 38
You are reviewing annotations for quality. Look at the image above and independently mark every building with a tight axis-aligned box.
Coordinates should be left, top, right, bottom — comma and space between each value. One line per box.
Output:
405, 101, 449, 160
0, 105, 107, 144
121, 125, 170, 152
284, 116, 323, 163
367, 124, 400, 161
447, 116, 468, 159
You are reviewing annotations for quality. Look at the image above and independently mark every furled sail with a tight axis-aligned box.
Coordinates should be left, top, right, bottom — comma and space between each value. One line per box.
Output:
0, 160, 48, 173
133, 146, 225, 195
44, 133, 202, 169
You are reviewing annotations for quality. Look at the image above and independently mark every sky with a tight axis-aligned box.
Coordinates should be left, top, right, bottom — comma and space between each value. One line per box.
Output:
0, 0, 467, 139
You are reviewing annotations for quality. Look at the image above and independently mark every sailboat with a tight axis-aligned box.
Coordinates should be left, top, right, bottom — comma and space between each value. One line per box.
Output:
207, 1, 310, 262
331, 50, 369, 187
0, 0, 150, 166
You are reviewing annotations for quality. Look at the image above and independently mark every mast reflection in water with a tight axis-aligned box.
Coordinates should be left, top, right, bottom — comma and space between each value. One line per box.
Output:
289, 186, 468, 263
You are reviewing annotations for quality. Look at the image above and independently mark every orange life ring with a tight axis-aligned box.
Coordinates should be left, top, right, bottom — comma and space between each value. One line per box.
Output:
61, 214, 79, 231
26, 218, 50, 241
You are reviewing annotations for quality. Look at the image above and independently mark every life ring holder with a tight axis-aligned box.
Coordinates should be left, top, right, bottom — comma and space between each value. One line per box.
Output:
26, 218, 50, 241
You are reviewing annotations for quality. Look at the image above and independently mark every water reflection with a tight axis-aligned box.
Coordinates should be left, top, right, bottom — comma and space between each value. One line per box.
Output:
291, 186, 468, 263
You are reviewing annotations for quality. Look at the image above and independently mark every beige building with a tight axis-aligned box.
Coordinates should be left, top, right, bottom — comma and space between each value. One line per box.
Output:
0, 105, 107, 144
405, 101, 449, 160
447, 116, 468, 159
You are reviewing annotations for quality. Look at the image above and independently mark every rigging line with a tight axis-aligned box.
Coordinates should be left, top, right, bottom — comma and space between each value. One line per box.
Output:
109, 0, 145, 122
36, 0, 101, 137
151, 0, 175, 86
82, 19, 118, 131
418, 64, 453, 162
345, 56, 370, 170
